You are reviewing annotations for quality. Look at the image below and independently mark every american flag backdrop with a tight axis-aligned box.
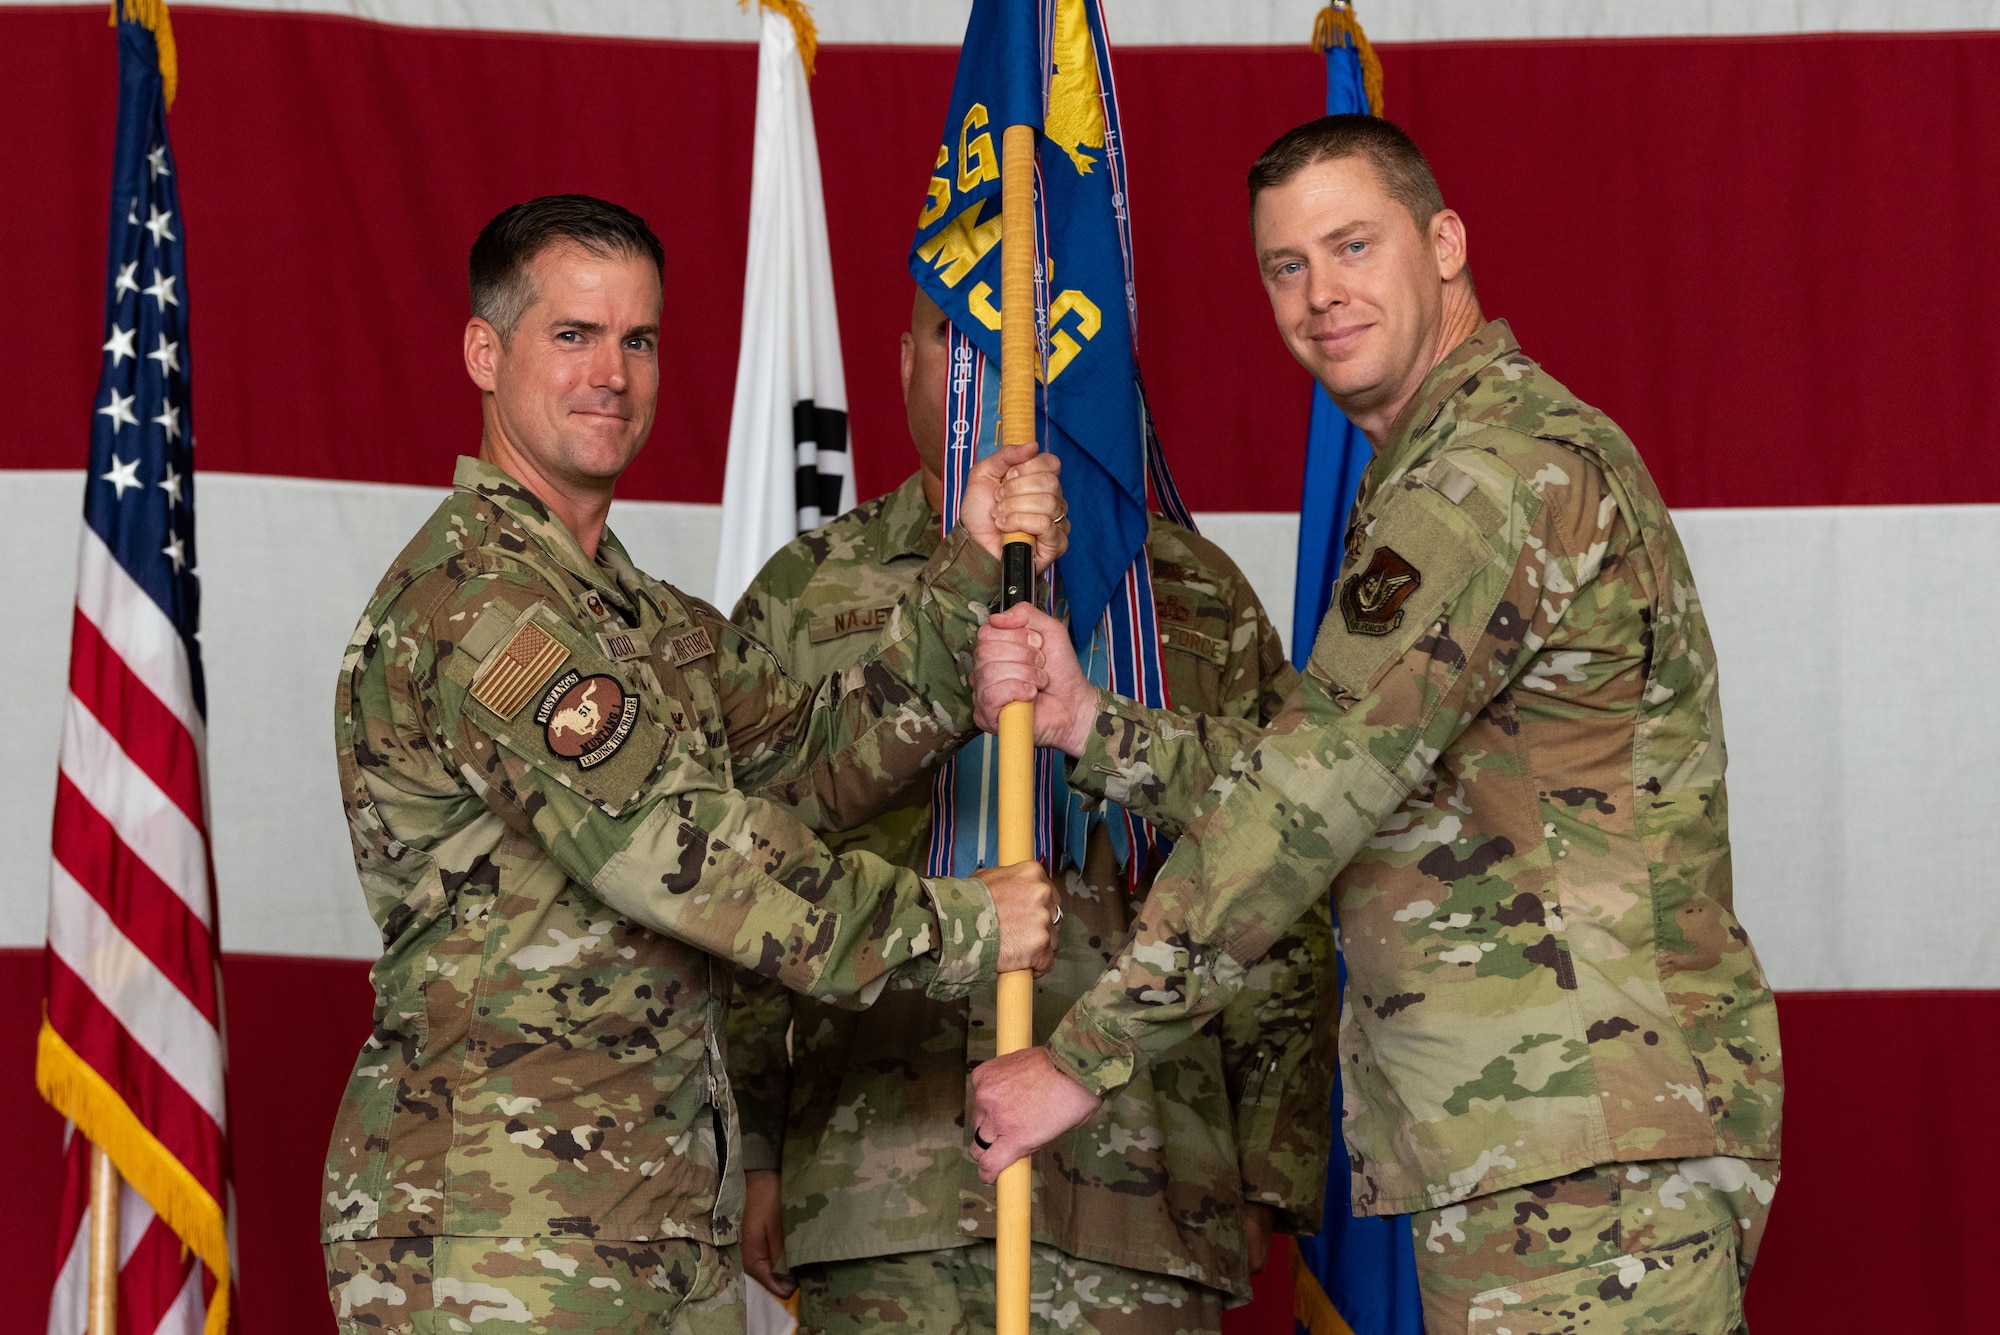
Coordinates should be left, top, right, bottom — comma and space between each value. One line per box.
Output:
35, 5, 233, 1334
2, 3, 1999, 1332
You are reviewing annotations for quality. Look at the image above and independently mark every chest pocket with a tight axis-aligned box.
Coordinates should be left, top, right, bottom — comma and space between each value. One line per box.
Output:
1305, 484, 1506, 706
445, 601, 669, 817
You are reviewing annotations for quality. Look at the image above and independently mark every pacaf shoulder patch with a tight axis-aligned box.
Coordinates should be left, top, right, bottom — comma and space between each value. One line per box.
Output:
1341, 547, 1423, 636
536, 670, 640, 769
1308, 487, 1495, 705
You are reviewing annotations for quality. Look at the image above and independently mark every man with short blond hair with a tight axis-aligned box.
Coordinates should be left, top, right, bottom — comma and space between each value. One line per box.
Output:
968, 117, 1784, 1335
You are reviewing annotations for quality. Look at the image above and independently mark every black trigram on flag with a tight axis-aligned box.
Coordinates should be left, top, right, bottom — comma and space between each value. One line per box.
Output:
793, 398, 850, 532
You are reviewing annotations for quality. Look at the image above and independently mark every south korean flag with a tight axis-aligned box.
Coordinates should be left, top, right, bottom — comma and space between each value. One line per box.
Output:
714, 3, 855, 612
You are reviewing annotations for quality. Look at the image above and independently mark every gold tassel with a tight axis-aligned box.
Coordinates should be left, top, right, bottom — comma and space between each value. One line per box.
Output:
108, 0, 178, 108
38, 1021, 231, 1335
1289, 1236, 1364, 1335
1311, 3, 1384, 117
741, 0, 819, 79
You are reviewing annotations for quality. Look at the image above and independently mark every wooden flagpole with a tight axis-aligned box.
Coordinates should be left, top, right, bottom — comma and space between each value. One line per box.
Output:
994, 120, 1039, 1335
88, 1142, 120, 1335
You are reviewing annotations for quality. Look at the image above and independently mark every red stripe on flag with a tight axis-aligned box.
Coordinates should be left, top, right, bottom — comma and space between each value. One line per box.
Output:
66, 609, 207, 831
121, 1214, 201, 1335
7, 12, 2000, 510
44, 957, 227, 1200
50, 778, 220, 1024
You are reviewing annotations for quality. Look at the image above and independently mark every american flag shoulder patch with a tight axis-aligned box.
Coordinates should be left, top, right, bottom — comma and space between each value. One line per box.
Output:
471, 618, 571, 719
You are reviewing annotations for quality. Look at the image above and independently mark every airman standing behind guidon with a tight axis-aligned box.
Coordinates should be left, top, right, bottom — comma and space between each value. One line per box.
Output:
725, 287, 1337, 1335
321, 194, 1067, 1335
968, 118, 1785, 1335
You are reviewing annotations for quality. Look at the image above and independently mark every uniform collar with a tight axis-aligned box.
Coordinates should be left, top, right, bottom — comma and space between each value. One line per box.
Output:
1374, 318, 1520, 483
878, 471, 942, 562
452, 455, 638, 615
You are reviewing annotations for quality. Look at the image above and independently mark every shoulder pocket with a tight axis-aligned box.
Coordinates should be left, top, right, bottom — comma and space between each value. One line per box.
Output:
442, 601, 668, 817
1305, 487, 1497, 704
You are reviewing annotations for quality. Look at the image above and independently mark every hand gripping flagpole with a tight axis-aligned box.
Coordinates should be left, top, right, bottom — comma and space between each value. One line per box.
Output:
994, 120, 1039, 1335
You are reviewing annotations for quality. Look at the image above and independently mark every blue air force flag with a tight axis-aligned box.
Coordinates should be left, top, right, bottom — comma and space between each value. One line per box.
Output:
913, 0, 1188, 888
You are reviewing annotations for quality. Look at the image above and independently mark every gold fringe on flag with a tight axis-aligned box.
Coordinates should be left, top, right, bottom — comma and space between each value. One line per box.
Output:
38, 1020, 231, 1335
108, 0, 179, 108
1289, 1236, 1364, 1335
1311, 3, 1383, 117
740, 0, 819, 78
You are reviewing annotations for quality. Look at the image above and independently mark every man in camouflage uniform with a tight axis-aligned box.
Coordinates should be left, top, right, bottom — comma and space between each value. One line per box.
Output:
724, 288, 1337, 1335
967, 118, 1784, 1335
323, 195, 1067, 1335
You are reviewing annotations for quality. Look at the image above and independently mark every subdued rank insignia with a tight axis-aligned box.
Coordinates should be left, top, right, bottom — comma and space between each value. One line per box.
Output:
580, 590, 612, 622
536, 670, 640, 769
1341, 546, 1422, 636
597, 629, 645, 662
669, 627, 715, 666
470, 620, 571, 719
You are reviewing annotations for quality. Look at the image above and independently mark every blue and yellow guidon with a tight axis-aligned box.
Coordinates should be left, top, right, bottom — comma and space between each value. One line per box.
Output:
910, 0, 1147, 640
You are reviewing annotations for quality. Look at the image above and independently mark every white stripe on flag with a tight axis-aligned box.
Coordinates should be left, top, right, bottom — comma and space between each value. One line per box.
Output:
46, 863, 227, 1124
46, 1172, 162, 1335
57, 694, 212, 927
74, 528, 207, 751
156, 1263, 206, 1335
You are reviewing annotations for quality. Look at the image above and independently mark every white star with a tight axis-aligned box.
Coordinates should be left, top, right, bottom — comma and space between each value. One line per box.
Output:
142, 269, 178, 310
101, 454, 142, 497
162, 533, 187, 571
153, 401, 183, 442
127, 198, 139, 226
113, 262, 140, 299
159, 465, 183, 507
144, 205, 177, 247
103, 324, 137, 366
97, 388, 139, 431
147, 334, 180, 374
146, 144, 171, 180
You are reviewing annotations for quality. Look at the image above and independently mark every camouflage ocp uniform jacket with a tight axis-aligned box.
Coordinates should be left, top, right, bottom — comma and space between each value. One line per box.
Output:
324, 457, 1008, 1257
727, 473, 1336, 1301
1044, 323, 1783, 1217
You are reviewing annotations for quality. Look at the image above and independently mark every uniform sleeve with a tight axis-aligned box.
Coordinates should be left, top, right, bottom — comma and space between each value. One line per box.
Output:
1065, 695, 1269, 840
1047, 443, 1619, 1095
716, 526, 994, 834
1202, 560, 1331, 1233
725, 968, 792, 1173
419, 529, 1005, 1010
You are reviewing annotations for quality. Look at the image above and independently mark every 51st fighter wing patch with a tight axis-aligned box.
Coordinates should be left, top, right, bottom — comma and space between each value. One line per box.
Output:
536, 670, 640, 769
1341, 546, 1423, 636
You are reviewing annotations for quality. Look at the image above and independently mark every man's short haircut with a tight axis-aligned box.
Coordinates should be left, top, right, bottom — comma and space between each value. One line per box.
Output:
469, 194, 666, 341
1247, 115, 1447, 231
